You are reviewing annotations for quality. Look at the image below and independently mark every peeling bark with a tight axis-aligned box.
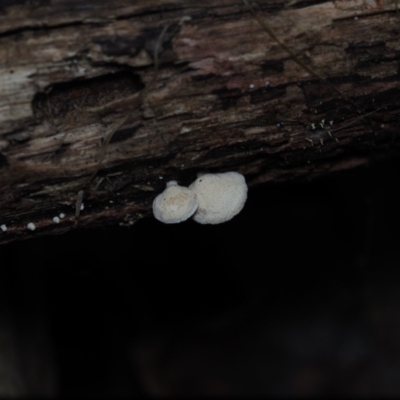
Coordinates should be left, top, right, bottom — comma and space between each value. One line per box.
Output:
0, 0, 399, 244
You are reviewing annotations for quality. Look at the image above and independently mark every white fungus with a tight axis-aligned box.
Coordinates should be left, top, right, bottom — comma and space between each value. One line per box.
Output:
27, 222, 36, 231
0, 224, 7, 232
53, 216, 60, 224
153, 180, 199, 224
59, 213, 65, 219
189, 171, 247, 224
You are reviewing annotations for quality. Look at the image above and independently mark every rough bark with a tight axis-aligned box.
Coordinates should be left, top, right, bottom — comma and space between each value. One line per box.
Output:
0, 0, 399, 244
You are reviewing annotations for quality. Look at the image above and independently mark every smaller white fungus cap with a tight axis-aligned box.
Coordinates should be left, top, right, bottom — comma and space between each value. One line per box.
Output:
27, 222, 36, 231
153, 180, 198, 224
189, 171, 247, 224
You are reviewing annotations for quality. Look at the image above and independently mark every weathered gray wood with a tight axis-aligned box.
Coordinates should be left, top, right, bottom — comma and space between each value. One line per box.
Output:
0, 0, 399, 244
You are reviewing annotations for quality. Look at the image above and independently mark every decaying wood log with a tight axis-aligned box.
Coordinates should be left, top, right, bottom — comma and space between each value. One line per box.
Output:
0, 0, 399, 244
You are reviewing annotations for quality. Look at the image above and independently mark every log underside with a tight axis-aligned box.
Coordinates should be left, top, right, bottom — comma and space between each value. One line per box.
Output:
0, 0, 400, 244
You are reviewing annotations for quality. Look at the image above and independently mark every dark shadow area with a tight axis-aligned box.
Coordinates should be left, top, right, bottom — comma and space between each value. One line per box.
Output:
2, 155, 400, 395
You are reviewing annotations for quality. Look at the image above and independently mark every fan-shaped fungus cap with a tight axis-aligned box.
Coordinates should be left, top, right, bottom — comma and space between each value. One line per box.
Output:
189, 172, 247, 224
153, 181, 199, 224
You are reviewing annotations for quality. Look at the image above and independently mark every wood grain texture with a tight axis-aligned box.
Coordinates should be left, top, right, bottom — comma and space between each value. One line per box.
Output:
0, 0, 399, 244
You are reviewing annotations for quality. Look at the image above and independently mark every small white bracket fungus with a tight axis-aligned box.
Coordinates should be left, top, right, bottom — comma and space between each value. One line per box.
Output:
189, 171, 247, 224
153, 181, 198, 224
27, 222, 36, 231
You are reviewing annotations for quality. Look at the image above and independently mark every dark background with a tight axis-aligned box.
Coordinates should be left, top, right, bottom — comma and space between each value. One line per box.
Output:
2, 155, 400, 396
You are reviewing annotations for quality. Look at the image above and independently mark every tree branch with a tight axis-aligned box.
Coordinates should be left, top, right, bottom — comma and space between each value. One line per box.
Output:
0, 0, 399, 244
